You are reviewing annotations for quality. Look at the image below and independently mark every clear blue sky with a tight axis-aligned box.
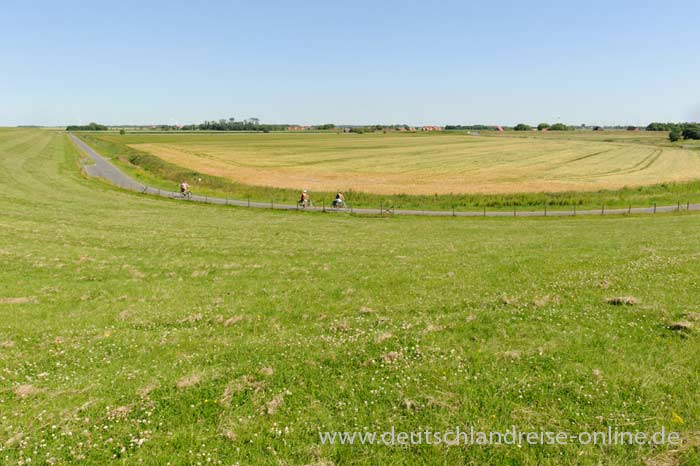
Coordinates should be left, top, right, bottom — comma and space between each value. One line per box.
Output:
2, 0, 699, 126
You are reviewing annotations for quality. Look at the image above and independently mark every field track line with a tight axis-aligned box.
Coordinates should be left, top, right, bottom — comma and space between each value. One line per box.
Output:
69, 133, 700, 218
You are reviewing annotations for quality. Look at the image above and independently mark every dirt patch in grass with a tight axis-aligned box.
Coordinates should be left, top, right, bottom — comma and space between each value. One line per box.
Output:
644, 432, 700, 466
667, 321, 693, 332
533, 295, 560, 307
422, 323, 445, 334
107, 406, 132, 420
219, 376, 266, 406
221, 429, 237, 442
605, 296, 639, 306
500, 296, 519, 306
330, 321, 351, 332
0, 297, 37, 304
176, 374, 201, 389
304, 461, 335, 466
15, 384, 40, 398
380, 351, 401, 364
179, 313, 203, 324
375, 332, 393, 344
402, 399, 418, 411
263, 390, 291, 415
5, 432, 23, 447
138, 384, 157, 398
220, 315, 243, 327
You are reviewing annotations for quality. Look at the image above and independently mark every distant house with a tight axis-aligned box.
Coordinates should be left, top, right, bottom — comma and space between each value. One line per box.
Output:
496, 126, 504, 132
287, 125, 309, 131
420, 125, 444, 132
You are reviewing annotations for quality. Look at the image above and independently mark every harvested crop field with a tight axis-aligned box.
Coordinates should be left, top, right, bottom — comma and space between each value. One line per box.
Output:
121, 132, 700, 195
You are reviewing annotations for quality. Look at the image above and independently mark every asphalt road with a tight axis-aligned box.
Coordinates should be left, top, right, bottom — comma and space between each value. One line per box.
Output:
69, 133, 700, 218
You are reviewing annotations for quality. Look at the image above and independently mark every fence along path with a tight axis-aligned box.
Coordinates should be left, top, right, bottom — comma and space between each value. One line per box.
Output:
70, 134, 700, 218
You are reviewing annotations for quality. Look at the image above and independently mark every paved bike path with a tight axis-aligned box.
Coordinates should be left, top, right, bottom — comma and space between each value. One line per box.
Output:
70, 133, 700, 218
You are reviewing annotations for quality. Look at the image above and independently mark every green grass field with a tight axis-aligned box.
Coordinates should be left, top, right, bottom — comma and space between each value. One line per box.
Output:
78, 130, 700, 212
2, 128, 700, 465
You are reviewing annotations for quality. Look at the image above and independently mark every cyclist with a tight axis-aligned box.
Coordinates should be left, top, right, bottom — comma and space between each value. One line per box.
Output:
180, 181, 191, 198
299, 189, 310, 208
332, 192, 345, 208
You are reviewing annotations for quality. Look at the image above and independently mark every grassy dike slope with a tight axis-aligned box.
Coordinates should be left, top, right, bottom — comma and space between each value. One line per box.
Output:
1, 128, 699, 465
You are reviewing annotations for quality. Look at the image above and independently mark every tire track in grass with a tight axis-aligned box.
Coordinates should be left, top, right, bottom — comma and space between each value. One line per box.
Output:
593, 149, 664, 179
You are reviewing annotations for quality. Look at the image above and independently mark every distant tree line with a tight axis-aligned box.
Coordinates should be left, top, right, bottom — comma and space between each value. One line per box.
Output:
537, 123, 571, 131
154, 119, 341, 132
446, 123, 573, 131
646, 122, 697, 132
445, 125, 492, 130
178, 118, 287, 132
646, 122, 700, 141
345, 124, 414, 133
670, 124, 700, 142
66, 122, 108, 131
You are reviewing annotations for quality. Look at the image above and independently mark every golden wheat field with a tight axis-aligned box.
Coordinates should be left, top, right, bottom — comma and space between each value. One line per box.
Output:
125, 131, 700, 195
